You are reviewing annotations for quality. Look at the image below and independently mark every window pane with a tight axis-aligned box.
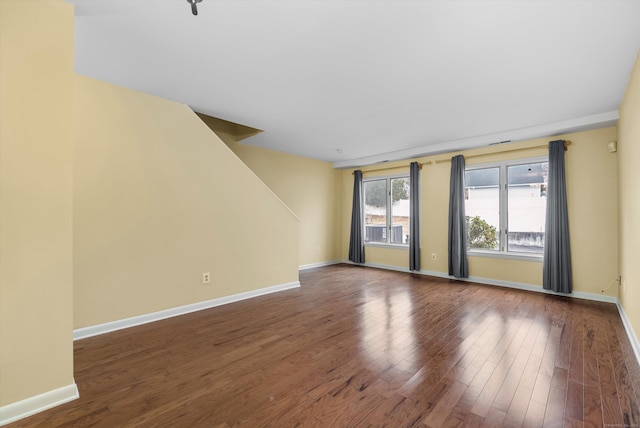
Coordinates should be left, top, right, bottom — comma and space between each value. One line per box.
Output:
465, 168, 500, 250
391, 177, 410, 244
364, 179, 387, 242
507, 162, 548, 253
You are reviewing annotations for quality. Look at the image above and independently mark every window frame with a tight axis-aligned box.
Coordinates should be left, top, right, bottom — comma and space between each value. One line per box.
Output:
362, 174, 411, 249
465, 155, 548, 262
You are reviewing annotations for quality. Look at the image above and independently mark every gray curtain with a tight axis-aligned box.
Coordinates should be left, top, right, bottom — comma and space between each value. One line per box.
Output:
409, 162, 421, 271
348, 170, 365, 264
543, 140, 572, 293
448, 155, 468, 278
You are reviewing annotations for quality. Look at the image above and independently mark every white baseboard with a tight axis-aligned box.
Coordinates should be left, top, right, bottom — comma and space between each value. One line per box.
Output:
299, 260, 341, 271
465, 273, 618, 304
616, 302, 640, 369
74, 281, 301, 341
344, 260, 618, 303
0, 383, 78, 427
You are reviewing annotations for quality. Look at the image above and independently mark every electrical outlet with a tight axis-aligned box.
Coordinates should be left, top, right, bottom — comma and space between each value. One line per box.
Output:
431, 253, 437, 260
202, 272, 211, 284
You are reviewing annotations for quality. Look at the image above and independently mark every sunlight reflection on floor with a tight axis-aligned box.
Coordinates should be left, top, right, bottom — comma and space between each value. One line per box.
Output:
359, 286, 417, 372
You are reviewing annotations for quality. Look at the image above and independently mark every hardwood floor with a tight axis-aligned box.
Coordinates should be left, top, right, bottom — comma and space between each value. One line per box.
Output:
9, 264, 640, 427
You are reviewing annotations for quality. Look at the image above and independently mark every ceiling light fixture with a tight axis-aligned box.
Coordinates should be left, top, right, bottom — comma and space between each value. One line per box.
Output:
186, 0, 203, 16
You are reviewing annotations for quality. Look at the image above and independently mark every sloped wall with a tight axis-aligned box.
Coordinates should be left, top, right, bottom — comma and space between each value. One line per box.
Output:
199, 114, 343, 268
74, 76, 299, 328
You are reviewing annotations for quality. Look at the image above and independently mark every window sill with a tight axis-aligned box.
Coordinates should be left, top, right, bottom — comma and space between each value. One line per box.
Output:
364, 243, 409, 250
468, 249, 543, 262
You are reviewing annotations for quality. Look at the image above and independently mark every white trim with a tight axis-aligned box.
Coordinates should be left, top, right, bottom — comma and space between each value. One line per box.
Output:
299, 260, 341, 271
616, 302, 640, 369
0, 383, 78, 427
464, 274, 618, 304
333, 111, 619, 169
365, 243, 409, 250
73, 281, 300, 340
343, 260, 618, 303
468, 250, 543, 263
346, 260, 412, 275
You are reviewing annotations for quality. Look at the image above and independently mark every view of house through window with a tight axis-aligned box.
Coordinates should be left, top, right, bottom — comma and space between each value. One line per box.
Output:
465, 167, 500, 250
364, 176, 410, 245
507, 162, 548, 253
465, 158, 548, 255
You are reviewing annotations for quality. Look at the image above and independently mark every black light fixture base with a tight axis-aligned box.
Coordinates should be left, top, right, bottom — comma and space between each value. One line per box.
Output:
187, 0, 203, 16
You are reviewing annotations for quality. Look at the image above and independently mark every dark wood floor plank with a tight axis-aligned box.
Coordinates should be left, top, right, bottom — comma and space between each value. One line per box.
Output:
583, 306, 601, 388
6, 264, 640, 427
355, 393, 418, 427
567, 302, 585, 386
605, 312, 640, 428
422, 380, 467, 427
583, 385, 604, 428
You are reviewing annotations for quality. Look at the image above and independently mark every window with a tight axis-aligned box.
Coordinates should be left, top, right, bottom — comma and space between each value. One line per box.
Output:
363, 176, 410, 245
465, 157, 548, 257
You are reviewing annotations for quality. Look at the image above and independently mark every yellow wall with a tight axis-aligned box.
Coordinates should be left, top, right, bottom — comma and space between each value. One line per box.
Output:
74, 76, 299, 328
341, 127, 619, 297
618, 51, 640, 339
0, 0, 635, 416
0, 0, 75, 406
199, 115, 343, 268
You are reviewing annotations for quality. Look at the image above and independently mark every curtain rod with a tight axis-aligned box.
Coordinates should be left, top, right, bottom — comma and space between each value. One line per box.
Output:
353, 162, 427, 174
352, 140, 571, 172
434, 140, 571, 164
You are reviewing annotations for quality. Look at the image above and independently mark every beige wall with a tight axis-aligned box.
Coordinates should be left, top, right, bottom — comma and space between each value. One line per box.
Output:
618, 51, 640, 339
1, 0, 636, 415
199, 115, 343, 267
0, 0, 75, 406
341, 127, 619, 297
74, 76, 299, 328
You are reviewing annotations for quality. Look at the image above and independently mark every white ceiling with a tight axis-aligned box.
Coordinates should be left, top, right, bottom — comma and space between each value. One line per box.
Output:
68, 0, 640, 168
